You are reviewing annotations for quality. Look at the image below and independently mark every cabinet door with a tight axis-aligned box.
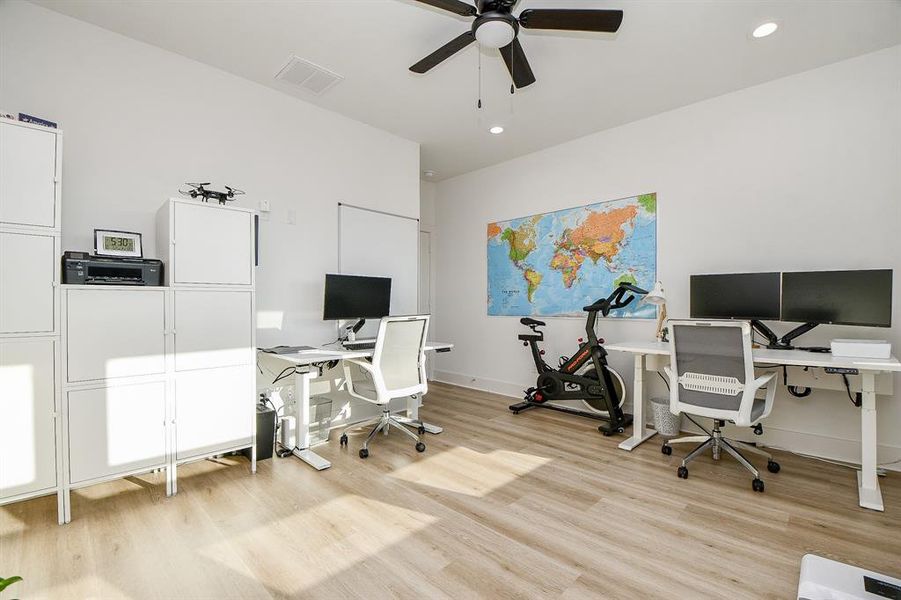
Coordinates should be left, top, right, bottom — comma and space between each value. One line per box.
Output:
0, 232, 56, 334
173, 203, 252, 285
0, 339, 57, 499
67, 382, 166, 484
0, 122, 57, 228
66, 289, 166, 382
176, 365, 253, 460
175, 290, 252, 371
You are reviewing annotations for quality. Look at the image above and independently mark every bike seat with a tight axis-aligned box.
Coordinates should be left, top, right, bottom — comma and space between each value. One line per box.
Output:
520, 317, 546, 327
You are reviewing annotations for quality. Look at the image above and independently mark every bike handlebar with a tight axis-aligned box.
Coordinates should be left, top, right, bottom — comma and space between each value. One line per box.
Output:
582, 282, 648, 314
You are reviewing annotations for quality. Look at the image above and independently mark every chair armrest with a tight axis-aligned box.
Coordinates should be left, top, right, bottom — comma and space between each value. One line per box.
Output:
344, 358, 375, 373
751, 372, 777, 389
342, 362, 378, 404
738, 371, 778, 426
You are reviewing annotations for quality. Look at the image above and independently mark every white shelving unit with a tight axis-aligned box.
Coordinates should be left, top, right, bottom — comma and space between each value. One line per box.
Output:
0, 117, 65, 523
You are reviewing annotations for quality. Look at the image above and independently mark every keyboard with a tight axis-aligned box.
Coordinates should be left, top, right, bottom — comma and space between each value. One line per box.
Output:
343, 341, 376, 350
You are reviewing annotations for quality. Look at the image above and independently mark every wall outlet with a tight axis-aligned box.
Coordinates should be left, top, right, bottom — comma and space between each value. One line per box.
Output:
259, 199, 271, 212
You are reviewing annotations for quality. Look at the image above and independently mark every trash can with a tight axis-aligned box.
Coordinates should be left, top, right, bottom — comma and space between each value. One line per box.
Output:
650, 396, 682, 437
309, 397, 333, 446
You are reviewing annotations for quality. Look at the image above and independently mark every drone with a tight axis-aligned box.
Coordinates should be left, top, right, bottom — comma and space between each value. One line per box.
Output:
179, 182, 245, 205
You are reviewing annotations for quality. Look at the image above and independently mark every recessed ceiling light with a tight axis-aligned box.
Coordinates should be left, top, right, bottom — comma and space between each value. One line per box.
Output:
489, 126, 504, 135
423, 170, 436, 178
752, 22, 778, 39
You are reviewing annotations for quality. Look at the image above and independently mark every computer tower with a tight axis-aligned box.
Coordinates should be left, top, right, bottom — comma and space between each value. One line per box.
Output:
245, 403, 276, 461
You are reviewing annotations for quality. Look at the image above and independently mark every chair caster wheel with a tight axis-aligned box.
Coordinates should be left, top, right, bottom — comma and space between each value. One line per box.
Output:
601, 430, 612, 437
767, 460, 780, 474
752, 424, 763, 436
339, 434, 348, 447
662, 444, 672, 455
617, 427, 625, 434
752, 478, 765, 492
415, 442, 426, 453
418, 425, 426, 435
677, 466, 688, 479
359, 448, 369, 459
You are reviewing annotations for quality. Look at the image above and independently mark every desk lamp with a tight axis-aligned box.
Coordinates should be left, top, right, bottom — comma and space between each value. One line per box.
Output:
643, 281, 668, 341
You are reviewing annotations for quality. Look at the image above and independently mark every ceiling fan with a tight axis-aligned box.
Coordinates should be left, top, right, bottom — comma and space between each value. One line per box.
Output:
409, 0, 624, 89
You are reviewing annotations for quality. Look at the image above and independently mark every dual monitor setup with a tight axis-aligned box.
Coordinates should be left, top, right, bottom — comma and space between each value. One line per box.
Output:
323, 273, 392, 345
690, 269, 893, 350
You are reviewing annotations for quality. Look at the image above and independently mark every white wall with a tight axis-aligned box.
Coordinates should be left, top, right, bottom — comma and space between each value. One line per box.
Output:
0, 1, 420, 348
432, 46, 901, 468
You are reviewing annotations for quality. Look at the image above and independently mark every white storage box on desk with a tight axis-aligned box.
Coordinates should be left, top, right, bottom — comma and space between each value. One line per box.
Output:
830, 339, 891, 359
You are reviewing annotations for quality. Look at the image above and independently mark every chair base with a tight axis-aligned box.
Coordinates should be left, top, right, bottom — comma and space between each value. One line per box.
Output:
340, 409, 426, 458
663, 421, 779, 491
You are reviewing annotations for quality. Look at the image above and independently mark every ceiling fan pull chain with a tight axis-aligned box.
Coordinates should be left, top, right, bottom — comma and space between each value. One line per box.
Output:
477, 48, 483, 109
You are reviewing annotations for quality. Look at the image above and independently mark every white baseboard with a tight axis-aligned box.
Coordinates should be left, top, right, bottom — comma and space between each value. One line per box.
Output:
433, 369, 524, 399
431, 370, 901, 473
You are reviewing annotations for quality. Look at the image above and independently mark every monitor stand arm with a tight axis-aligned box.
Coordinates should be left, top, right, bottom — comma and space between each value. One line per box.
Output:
750, 320, 780, 348
750, 320, 818, 349
342, 318, 366, 342
779, 322, 818, 349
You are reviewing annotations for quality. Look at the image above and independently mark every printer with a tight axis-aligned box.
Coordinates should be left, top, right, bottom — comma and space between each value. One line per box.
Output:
62, 251, 164, 286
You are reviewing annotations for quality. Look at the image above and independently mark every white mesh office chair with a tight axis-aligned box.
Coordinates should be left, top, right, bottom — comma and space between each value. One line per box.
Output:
662, 320, 780, 492
338, 315, 430, 459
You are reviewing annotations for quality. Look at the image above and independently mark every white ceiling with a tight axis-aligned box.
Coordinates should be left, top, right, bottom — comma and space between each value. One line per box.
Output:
32, 0, 901, 180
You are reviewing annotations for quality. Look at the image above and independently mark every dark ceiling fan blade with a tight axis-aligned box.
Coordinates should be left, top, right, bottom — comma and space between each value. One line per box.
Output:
413, 0, 477, 17
518, 9, 624, 33
499, 38, 536, 88
410, 32, 476, 73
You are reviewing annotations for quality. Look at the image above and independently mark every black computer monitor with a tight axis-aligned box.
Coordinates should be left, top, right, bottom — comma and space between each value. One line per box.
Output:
323, 274, 391, 320
781, 269, 892, 327
690, 272, 781, 320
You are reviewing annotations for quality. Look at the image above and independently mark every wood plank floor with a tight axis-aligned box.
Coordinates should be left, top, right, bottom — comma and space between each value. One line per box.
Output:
2, 382, 900, 599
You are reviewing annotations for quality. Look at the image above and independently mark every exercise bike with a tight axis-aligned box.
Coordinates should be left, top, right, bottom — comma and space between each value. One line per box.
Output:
509, 282, 648, 436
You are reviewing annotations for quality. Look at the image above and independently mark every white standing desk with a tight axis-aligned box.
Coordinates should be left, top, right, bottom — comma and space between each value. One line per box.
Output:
607, 340, 901, 512
263, 342, 453, 471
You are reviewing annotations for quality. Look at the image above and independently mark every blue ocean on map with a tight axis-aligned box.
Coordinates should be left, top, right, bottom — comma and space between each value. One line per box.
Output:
487, 194, 657, 318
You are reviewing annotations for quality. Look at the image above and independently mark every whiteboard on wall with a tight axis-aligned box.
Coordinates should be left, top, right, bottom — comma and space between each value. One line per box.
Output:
338, 203, 419, 336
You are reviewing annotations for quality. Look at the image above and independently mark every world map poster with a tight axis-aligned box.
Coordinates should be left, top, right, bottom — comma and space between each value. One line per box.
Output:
487, 193, 657, 318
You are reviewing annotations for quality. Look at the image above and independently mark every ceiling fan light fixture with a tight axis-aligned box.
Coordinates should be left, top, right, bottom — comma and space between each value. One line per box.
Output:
475, 20, 516, 49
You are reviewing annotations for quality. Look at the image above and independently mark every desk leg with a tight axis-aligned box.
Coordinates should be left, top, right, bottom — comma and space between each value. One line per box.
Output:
405, 393, 443, 434
618, 354, 657, 451
292, 370, 331, 471
857, 372, 883, 511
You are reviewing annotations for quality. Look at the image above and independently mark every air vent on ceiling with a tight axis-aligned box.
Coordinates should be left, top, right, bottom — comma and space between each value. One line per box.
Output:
275, 56, 343, 96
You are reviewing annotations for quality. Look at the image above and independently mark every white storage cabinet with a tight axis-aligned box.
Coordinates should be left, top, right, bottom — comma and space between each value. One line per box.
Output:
0, 118, 64, 523
157, 198, 254, 287
158, 198, 257, 494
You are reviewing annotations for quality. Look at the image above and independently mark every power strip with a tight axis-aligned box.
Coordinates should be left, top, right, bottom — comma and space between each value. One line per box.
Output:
824, 367, 859, 375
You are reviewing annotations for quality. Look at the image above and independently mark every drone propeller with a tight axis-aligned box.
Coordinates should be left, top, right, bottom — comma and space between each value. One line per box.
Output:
224, 186, 245, 196
184, 182, 210, 187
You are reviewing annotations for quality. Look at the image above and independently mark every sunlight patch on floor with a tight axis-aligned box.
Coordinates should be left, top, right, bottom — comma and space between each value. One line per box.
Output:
388, 446, 552, 497
198, 493, 439, 596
